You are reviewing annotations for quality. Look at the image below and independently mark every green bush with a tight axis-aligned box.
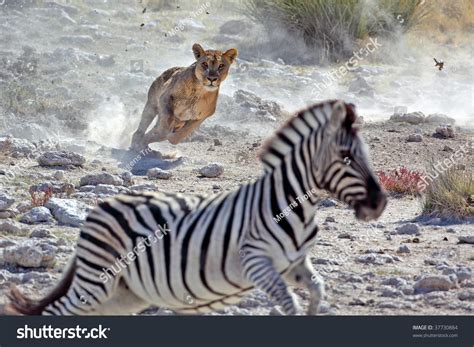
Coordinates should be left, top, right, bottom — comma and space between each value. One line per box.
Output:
245, 0, 428, 61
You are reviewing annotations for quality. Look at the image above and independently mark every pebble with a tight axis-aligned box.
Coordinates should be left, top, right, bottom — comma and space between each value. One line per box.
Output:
392, 223, 421, 236
407, 134, 422, 142
199, 163, 224, 178
38, 151, 85, 167
381, 277, 408, 288
414, 275, 456, 294
0, 192, 15, 211
45, 198, 90, 227
3, 240, 57, 268
397, 245, 411, 253
20, 207, 54, 224
79, 172, 123, 186
325, 216, 336, 223
147, 168, 173, 180
458, 235, 474, 244
0, 220, 28, 234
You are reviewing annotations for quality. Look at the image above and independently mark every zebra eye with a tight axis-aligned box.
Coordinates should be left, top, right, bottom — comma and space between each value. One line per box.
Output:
340, 150, 352, 158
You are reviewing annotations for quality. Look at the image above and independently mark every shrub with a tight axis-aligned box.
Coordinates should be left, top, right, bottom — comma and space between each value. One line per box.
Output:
245, 0, 428, 61
422, 168, 473, 219
376, 167, 423, 195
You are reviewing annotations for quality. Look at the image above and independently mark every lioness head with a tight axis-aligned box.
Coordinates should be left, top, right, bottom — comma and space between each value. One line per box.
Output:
192, 43, 238, 91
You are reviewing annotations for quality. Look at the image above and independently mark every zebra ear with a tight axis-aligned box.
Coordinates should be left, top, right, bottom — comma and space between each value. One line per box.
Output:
329, 101, 346, 130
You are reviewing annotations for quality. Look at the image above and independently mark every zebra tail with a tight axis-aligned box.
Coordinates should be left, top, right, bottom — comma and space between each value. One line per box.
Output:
5, 257, 77, 315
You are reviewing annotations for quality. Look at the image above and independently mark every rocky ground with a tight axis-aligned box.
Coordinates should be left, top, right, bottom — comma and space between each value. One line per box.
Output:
0, 106, 473, 316
0, 0, 472, 316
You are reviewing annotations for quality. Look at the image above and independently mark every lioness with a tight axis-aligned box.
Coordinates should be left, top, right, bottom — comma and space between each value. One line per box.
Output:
130, 43, 237, 150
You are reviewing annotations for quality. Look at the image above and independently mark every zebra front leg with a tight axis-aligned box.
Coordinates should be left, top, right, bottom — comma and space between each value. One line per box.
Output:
242, 255, 300, 315
285, 257, 325, 315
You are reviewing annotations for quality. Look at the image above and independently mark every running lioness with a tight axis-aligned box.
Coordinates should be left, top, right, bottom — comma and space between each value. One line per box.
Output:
130, 43, 238, 150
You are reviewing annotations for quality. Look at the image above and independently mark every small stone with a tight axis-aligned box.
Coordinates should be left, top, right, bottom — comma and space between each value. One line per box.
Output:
338, 232, 352, 239
120, 171, 134, 186
16, 201, 32, 213
434, 125, 455, 138
392, 223, 420, 236
0, 220, 28, 234
94, 184, 120, 195
53, 170, 64, 180
407, 134, 423, 142
0, 192, 15, 211
38, 151, 85, 167
397, 245, 411, 253
79, 172, 123, 186
442, 266, 472, 282
319, 198, 337, 207
377, 301, 402, 309
389, 111, 425, 124
355, 253, 396, 265
3, 240, 57, 268
458, 290, 474, 301
199, 163, 224, 178
414, 275, 456, 294
45, 198, 90, 227
442, 145, 454, 152
381, 277, 407, 288
147, 168, 173, 180
20, 207, 54, 224
381, 287, 401, 298
30, 229, 52, 238
213, 139, 222, 146
325, 216, 336, 223
458, 235, 474, 244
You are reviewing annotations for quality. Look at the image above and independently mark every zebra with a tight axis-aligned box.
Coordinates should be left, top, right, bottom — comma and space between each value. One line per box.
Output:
7, 100, 387, 316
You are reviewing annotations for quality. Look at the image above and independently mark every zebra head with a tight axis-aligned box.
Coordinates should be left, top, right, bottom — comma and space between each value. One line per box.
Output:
315, 101, 387, 221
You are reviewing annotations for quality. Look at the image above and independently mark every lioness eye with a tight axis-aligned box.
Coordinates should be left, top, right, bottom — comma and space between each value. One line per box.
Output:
218, 64, 225, 70
202, 62, 208, 69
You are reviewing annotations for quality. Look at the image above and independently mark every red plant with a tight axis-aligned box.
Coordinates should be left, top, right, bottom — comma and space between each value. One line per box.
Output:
30, 186, 53, 206
376, 167, 424, 195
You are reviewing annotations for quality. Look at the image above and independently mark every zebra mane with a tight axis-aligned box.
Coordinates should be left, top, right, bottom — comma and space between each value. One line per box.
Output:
259, 100, 357, 171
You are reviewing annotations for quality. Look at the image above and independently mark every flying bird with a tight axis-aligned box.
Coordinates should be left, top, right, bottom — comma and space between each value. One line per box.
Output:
433, 58, 444, 71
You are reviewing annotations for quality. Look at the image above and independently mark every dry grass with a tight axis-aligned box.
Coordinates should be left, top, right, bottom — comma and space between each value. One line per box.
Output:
422, 168, 474, 219
245, 0, 427, 61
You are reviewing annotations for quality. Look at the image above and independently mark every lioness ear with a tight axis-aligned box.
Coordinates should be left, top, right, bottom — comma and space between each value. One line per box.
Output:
223, 48, 238, 64
329, 100, 346, 130
192, 43, 205, 60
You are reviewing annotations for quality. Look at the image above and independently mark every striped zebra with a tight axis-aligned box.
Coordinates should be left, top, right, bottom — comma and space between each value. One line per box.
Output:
7, 100, 387, 316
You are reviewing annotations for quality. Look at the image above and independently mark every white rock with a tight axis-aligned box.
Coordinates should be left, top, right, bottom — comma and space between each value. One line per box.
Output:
392, 223, 421, 236
0, 136, 36, 157
407, 134, 422, 142
38, 151, 85, 167
389, 111, 425, 124
434, 125, 455, 138
94, 184, 120, 195
148, 168, 173, 180
199, 163, 224, 178
0, 220, 28, 234
458, 235, 474, 244
45, 198, 90, 227
397, 245, 411, 253
414, 275, 456, 294
20, 207, 54, 224
0, 192, 15, 211
79, 172, 123, 186
3, 240, 57, 268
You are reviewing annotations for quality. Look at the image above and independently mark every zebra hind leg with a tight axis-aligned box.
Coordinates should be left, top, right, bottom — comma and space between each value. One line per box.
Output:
285, 256, 325, 315
243, 255, 301, 315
